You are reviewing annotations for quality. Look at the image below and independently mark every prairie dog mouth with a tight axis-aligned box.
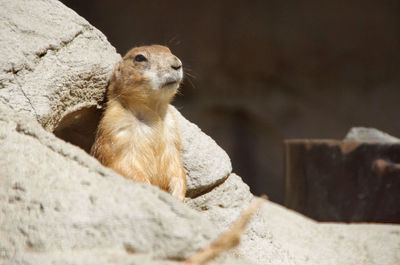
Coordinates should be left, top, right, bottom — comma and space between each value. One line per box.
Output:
163, 80, 178, 87
161, 77, 181, 88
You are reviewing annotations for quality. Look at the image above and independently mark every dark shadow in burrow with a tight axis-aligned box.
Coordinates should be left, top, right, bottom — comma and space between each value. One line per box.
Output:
54, 106, 103, 153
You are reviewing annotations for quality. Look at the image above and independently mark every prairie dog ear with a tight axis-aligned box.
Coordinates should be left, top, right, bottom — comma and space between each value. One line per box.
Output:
112, 61, 122, 81
108, 61, 122, 98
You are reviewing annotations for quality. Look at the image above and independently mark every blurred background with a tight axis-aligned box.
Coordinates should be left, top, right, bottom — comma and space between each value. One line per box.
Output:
61, 0, 400, 204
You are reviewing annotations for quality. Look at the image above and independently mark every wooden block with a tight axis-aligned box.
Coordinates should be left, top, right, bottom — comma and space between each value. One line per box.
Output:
284, 139, 400, 222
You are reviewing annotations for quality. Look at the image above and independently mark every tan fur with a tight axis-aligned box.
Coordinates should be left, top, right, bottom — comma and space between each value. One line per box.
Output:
91, 45, 187, 201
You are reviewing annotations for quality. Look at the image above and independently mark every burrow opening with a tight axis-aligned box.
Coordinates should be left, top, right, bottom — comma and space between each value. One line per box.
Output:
54, 106, 103, 153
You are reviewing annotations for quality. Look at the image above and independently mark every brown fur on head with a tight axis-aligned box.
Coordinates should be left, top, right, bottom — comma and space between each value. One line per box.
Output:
108, 45, 183, 110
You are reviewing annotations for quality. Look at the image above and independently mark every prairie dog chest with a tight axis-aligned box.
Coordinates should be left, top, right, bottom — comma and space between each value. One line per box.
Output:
114, 107, 179, 152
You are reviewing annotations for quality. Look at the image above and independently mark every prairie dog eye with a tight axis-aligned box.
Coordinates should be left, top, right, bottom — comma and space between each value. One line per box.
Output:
134, 54, 147, 62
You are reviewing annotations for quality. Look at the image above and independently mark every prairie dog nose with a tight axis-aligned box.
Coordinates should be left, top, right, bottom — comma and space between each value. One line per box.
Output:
170, 57, 182, 70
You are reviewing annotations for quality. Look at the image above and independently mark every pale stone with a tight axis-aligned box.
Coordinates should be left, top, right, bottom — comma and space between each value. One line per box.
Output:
172, 106, 232, 197
0, 0, 121, 131
0, 105, 254, 265
345, 127, 400, 143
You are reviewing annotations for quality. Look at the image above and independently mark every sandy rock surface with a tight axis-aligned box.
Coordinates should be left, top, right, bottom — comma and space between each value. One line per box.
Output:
187, 174, 296, 264
0, 104, 253, 265
188, 174, 400, 265
0, 0, 120, 132
172, 107, 232, 197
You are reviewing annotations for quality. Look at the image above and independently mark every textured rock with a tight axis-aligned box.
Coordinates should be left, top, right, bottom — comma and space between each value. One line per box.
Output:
0, 0, 120, 131
13, 250, 252, 265
0, 105, 253, 265
186, 174, 253, 228
10, 250, 180, 265
259, 200, 400, 265
187, 173, 400, 265
344, 127, 400, 143
1, 104, 208, 259
172, 107, 232, 197
187, 174, 296, 265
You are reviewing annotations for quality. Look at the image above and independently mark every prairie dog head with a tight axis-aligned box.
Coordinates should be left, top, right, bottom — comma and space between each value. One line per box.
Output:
108, 45, 183, 106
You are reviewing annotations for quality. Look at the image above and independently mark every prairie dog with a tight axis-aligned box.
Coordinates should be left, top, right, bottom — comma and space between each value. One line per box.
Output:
91, 45, 187, 201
